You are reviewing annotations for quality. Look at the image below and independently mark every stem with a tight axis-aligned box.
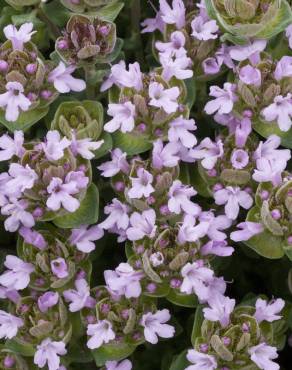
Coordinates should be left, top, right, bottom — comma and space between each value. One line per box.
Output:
84, 65, 97, 100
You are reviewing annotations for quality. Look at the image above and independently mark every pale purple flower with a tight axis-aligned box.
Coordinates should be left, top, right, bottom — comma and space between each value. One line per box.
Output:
100, 60, 126, 92
253, 135, 291, 163
0, 173, 10, 206
34, 338, 67, 370
168, 116, 197, 148
149, 82, 179, 114
177, 215, 208, 244
203, 294, 235, 327
231, 149, 249, 169
126, 209, 157, 241
48, 62, 86, 93
105, 360, 132, 370
98, 148, 129, 177
104, 102, 135, 133
87, 320, 115, 349
254, 298, 285, 324
38, 292, 59, 313
274, 56, 292, 80
286, 25, 292, 49
205, 83, 237, 115
191, 16, 218, 41
6, 163, 38, 197
0, 310, 23, 339
261, 94, 292, 132
190, 138, 223, 170
248, 343, 279, 370
46, 172, 88, 213
128, 168, 154, 199
0, 131, 24, 161
214, 186, 253, 220
230, 221, 264, 242
141, 11, 165, 34
42, 131, 71, 161
150, 252, 164, 267
229, 40, 267, 64
186, 350, 217, 370
201, 240, 234, 257
252, 157, 287, 185
199, 211, 232, 241
19, 227, 47, 250
152, 140, 180, 169
0, 255, 34, 290
104, 262, 143, 298
239, 65, 261, 86
235, 117, 252, 148
168, 180, 200, 215
160, 50, 193, 81
156, 31, 186, 56
109, 62, 143, 92
70, 134, 103, 160
140, 309, 175, 344
160, 0, 186, 29
70, 225, 104, 253
99, 199, 130, 231
0, 81, 31, 122
215, 44, 235, 70
4, 22, 36, 50
202, 57, 221, 75
51, 258, 68, 279
63, 279, 94, 312
2, 199, 35, 232
180, 261, 214, 300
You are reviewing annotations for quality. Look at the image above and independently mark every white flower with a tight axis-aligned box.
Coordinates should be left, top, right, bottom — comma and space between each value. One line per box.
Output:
248, 343, 279, 370
87, 320, 115, 349
140, 309, 175, 344
104, 102, 136, 133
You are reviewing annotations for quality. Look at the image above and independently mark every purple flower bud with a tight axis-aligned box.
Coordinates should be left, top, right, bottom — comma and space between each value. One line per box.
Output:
33, 207, 44, 218
136, 245, 144, 254
207, 168, 217, 177
86, 314, 96, 324
35, 278, 45, 286
77, 164, 87, 172
244, 187, 252, 194
114, 181, 125, 192
26, 63, 37, 74
135, 260, 142, 268
222, 336, 231, 346
213, 183, 223, 192
57, 39, 69, 50
155, 128, 163, 137
76, 269, 86, 279
170, 278, 182, 289
288, 189, 292, 197
100, 303, 110, 314
243, 109, 253, 118
30, 52, 37, 59
260, 190, 269, 200
271, 209, 281, 220
146, 283, 157, 293
3, 356, 15, 368
0, 60, 8, 72
159, 238, 169, 248
199, 343, 209, 353
27, 92, 38, 101
41, 90, 53, 100
19, 304, 29, 314
137, 123, 147, 133
51, 258, 69, 279
147, 195, 156, 205
121, 309, 129, 319
160, 204, 170, 215
287, 236, 292, 245
38, 291, 59, 313
132, 332, 142, 341
242, 322, 250, 332
99, 25, 110, 36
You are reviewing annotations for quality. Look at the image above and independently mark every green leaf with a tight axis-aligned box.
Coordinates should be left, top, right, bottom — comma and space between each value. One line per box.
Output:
189, 163, 213, 198
93, 2, 124, 22
253, 118, 292, 149
91, 342, 136, 367
191, 306, 204, 347
184, 77, 196, 110
243, 206, 284, 259
112, 131, 152, 155
53, 183, 99, 228
94, 132, 113, 159
167, 289, 198, 308
5, 338, 35, 357
169, 350, 189, 370
0, 106, 49, 132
